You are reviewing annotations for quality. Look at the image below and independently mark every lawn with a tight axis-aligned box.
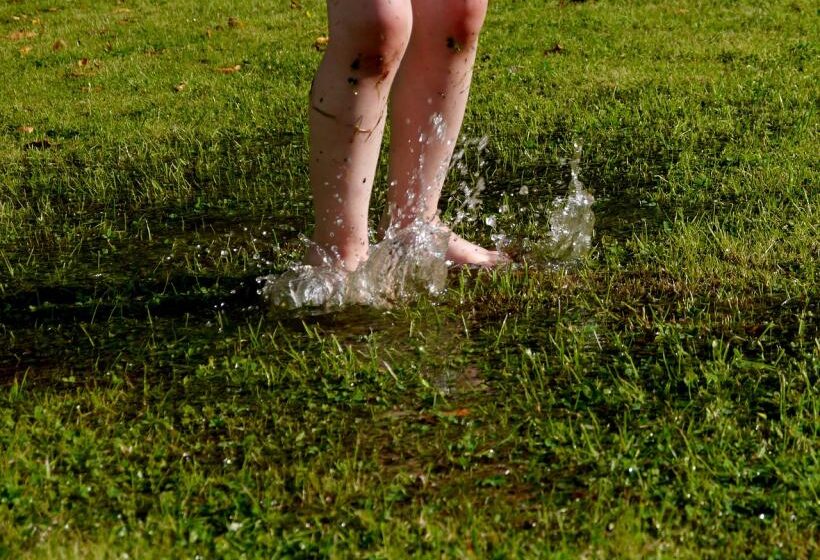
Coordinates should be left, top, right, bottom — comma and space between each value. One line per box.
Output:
0, 0, 817, 558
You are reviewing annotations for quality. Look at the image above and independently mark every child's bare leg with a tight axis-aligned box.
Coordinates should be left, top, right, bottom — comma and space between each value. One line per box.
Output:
386, 0, 505, 266
308, 0, 412, 271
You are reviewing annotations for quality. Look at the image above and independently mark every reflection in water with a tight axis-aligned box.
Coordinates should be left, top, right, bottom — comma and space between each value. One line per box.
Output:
261, 141, 595, 309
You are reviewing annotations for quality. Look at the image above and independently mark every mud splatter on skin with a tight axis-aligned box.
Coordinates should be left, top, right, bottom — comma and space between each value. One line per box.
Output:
349, 53, 392, 85
350, 53, 387, 74
446, 36, 463, 53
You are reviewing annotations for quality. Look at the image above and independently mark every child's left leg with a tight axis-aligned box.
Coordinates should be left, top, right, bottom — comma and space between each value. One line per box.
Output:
385, 0, 507, 266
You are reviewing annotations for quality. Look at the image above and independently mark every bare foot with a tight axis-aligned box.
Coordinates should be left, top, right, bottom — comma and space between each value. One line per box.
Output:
445, 230, 510, 267
378, 216, 510, 267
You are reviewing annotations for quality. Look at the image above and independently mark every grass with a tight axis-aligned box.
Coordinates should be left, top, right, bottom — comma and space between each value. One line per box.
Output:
1, 0, 818, 557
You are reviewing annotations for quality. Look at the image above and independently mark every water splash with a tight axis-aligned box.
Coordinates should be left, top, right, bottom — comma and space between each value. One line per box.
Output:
544, 142, 596, 261
448, 136, 490, 227
260, 132, 595, 310
260, 220, 448, 309
261, 112, 469, 310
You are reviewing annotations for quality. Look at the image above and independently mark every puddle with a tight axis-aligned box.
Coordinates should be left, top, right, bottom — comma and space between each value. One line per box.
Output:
0, 126, 703, 394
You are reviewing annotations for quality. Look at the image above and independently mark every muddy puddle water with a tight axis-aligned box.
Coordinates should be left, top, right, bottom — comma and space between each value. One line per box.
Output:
1, 126, 644, 391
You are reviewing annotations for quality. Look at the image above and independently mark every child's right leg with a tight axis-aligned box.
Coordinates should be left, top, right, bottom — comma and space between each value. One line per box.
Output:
308, 0, 412, 271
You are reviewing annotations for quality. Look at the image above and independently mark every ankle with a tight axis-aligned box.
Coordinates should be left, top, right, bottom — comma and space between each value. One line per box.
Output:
305, 239, 368, 272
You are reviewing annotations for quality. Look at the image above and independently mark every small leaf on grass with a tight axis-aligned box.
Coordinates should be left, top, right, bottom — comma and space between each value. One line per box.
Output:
217, 65, 241, 74
173, 82, 187, 92
19, 46, 32, 55
17, 126, 35, 134
52, 39, 67, 51
78, 58, 89, 67
227, 17, 243, 29
313, 36, 329, 51
9, 30, 37, 41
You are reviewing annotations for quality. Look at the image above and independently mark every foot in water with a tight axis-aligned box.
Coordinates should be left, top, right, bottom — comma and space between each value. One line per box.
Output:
378, 214, 509, 268
444, 228, 510, 267
424, 217, 509, 267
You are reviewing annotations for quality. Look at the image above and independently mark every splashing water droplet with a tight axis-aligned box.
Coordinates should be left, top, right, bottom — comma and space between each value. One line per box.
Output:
491, 232, 511, 252
431, 112, 447, 142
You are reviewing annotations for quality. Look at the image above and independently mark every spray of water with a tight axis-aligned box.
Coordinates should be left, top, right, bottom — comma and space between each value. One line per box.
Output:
261, 220, 449, 309
260, 129, 595, 309
543, 142, 596, 262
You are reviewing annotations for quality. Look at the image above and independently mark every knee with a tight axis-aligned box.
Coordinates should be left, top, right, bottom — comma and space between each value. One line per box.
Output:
332, 5, 412, 79
445, 0, 488, 52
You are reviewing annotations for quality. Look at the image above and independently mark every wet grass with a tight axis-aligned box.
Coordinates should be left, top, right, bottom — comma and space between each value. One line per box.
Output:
1, 0, 818, 558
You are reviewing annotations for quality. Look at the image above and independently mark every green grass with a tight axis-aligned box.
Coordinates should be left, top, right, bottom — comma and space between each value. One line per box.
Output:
1, 0, 818, 557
